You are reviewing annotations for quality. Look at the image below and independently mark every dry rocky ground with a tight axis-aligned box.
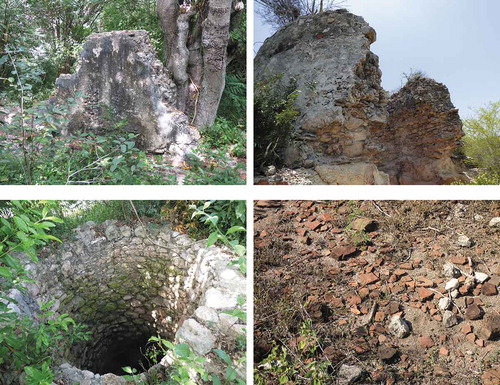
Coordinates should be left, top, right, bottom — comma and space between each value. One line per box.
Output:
254, 200, 500, 385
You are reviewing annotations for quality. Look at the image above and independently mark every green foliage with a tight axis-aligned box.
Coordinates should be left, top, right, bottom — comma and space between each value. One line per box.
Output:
254, 320, 330, 385
217, 74, 246, 125
202, 118, 246, 158
184, 143, 245, 185
0, 96, 169, 184
190, 201, 247, 274
254, 74, 300, 168
462, 101, 500, 176
100, 0, 164, 59
123, 334, 246, 385
45, 201, 167, 241
0, 201, 91, 381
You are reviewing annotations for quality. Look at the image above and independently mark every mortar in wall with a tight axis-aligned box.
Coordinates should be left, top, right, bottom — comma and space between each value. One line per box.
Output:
8, 220, 245, 384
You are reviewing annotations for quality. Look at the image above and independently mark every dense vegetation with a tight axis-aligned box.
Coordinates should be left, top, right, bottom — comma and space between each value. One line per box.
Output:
0, 200, 247, 384
254, 75, 299, 171
0, 0, 246, 185
461, 101, 500, 184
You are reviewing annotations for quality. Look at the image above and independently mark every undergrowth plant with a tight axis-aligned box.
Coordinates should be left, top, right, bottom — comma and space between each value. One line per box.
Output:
254, 319, 330, 385
0, 201, 91, 384
254, 74, 300, 170
190, 201, 247, 274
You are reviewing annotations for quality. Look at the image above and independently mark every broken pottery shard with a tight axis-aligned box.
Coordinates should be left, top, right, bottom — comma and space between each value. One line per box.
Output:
55, 30, 199, 160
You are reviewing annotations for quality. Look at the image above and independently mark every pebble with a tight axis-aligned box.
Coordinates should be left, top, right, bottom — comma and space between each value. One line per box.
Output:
450, 289, 459, 298
442, 310, 458, 327
338, 364, 364, 384
388, 315, 410, 338
443, 262, 461, 278
438, 297, 452, 310
474, 272, 489, 284
457, 235, 472, 247
445, 278, 460, 291
488, 217, 500, 227
465, 304, 483, 320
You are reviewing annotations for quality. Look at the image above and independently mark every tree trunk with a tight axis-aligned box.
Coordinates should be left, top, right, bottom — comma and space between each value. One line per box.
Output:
157, 0, 238, 129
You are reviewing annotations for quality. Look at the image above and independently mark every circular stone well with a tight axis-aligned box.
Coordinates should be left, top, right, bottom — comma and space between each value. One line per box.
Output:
21, 220, 246, 382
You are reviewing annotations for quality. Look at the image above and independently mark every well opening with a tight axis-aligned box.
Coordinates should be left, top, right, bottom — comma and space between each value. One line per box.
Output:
20, 221, 245, 383
78, 324, 157, 375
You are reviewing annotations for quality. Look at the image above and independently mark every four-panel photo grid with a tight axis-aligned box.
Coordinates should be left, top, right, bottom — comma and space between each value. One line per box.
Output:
1, 0, 499, 384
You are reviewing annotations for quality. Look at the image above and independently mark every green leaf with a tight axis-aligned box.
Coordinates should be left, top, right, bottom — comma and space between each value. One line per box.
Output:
212, 374, 222, 385
226, 366, 237, 381
13, 217, 28, 232
174, 343, 191, 358
43, 216, 63, 223
233, 244, 246, 257
1, 253, 20, 269
213, 349, 232, 365
0, 267, 12, 278
207, 231, 219, 246
226, 225, 246, 235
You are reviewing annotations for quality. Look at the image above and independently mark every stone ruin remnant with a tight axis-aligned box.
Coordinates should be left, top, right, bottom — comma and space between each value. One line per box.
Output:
3, 221, 245, 384
55, 30, 200, 161
254, 10, 466, 185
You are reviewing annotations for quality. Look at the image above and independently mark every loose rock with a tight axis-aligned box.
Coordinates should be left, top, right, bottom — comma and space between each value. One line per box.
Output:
481, 282, 498, 296
465, 304, 483, 320
388, 315, 410, 338
338, 364, 364, 384
457, 235, 472, 247
438, 297, 452, 310
474, 272, 489, 283
442, 310, 458, 327
445, 278, 460, 291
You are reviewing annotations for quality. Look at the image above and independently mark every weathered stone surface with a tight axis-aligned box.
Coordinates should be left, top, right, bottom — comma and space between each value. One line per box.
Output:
388, 315, 410, 338
56, 30, 199, 159
465, 304, 483, 320
9, 221, 246, 384
457, 235, 472, 247
483, 312, 500, 340
175, 318, 216, 355
378, 77, 465, 184
442, 310, 458, 327
489, 217, 500, 227
378, 346, 398, 361
315, 163, 390, 185
338, 364, 364, 384
255, 10, 465, 185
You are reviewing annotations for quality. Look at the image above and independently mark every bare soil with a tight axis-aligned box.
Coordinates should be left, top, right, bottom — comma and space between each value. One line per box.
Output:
254, 200, 500, 385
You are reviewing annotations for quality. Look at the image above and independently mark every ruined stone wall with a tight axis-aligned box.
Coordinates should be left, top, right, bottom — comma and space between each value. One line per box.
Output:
254, 10, 466, 185
56, 31, 199, 160
14, 220, 245, 383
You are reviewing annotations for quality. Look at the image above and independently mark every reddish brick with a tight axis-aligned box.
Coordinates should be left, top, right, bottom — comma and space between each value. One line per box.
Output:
418, 336, 435, 349
359, 272, 379, 285
439, 347, 449, 356
417, 287, 434, 301
482, 282, 498, 296
450, 255, 468, 265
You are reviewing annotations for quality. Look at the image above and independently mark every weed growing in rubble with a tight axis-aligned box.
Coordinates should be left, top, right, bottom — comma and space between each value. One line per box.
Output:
190, 201, 247, 275
254, 319, 330, 385
122, 336, 246, 385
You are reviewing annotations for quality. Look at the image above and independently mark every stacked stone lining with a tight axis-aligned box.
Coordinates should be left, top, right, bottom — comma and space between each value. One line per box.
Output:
17, 220, 245, 383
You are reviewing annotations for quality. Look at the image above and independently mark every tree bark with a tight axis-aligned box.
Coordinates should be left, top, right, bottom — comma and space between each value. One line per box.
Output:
193, 0, 232, 128
157, 0, 238, 129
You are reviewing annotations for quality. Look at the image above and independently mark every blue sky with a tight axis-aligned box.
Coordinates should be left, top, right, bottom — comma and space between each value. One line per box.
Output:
254, 0, 500, 118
